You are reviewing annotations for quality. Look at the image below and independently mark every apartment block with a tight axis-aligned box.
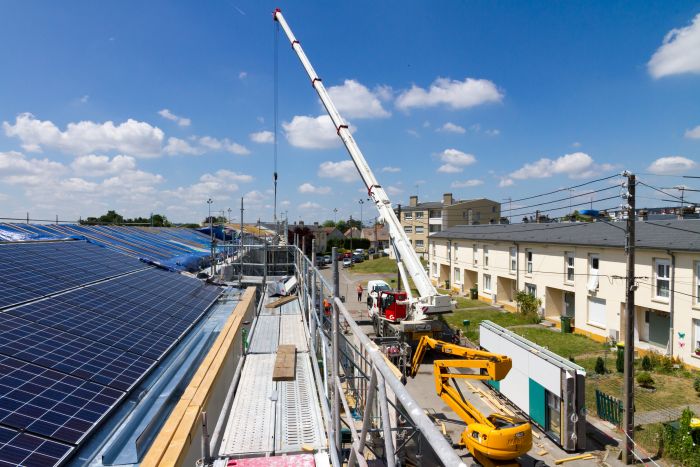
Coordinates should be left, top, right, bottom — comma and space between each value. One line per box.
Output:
428, 221, 700, 367
396, 193, 500, 257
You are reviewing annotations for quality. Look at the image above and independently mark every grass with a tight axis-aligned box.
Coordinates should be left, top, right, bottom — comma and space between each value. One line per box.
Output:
510, 327, 607, 358
443, 308, 540, 342
350, 256, 398, 274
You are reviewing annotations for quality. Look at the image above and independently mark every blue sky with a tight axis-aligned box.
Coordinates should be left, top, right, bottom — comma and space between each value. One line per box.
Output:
0, 1, 698, 224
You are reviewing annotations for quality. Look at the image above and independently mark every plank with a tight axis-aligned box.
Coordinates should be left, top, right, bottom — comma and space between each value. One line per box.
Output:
266, 295, 298, 309
273, 345, 297, 381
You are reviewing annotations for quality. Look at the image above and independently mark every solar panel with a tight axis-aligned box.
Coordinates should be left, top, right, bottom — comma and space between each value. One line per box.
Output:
0, 356, 123, 445
0, 426, 72, 467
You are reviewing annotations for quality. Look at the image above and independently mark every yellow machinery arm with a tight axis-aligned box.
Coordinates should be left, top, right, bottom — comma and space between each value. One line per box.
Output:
410, 336, 533, 467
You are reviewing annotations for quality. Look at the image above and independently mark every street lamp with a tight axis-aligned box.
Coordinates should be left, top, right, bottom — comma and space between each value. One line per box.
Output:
333, 207, 338, 224
207, 198, 214, 275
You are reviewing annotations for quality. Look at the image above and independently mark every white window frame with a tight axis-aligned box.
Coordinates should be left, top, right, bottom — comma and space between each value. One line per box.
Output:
415, 225, 424, 234
587, 254, 600, 293
509, 247, 516, 273
525, 282, 536, 297
454, 242, 459, 261
483, 245, 489, 268
415, 211, 424, 219
694, 318, 700, 353
526, 249, 533, 274
696, 262, 700, 306
404, 212, 413, 220
565, 252, 575, 283
655, 258, 670, 300
484, 274, 492, 293
415, 239, 424, 248
473, 244, 478, 266
403, 225, 412, 233
454, 267, 461, 284
431, 262, 438, 278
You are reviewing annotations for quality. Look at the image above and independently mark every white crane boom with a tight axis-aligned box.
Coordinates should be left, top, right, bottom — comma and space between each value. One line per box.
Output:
274, 9, 453, 319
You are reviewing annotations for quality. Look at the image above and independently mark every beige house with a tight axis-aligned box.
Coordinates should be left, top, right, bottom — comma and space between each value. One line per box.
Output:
429, 220, 700, 367
395, 193, 500, 258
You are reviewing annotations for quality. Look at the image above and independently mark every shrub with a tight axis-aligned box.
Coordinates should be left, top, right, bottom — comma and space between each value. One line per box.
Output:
616, 348, 624, 373
595, 356, 606, 375
694, 377, 700, 395
641, 355, 652, 371
662, 408, 700, 465
515, 290, 542, 315
637, 371, 655, 388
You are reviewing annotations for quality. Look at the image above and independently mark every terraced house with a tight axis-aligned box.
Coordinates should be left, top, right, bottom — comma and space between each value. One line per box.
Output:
428, 220, 700, 368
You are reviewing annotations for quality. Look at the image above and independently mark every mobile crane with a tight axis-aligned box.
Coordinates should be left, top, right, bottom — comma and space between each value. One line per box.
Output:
274, 9, 454, 343
410, 336, 532, 467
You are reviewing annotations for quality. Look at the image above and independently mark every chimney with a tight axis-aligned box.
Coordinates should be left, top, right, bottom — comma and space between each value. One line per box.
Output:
299, 220, 304, 226
314, 221, 319, 227
409, 195, 418, 207
443, 193, 453, 206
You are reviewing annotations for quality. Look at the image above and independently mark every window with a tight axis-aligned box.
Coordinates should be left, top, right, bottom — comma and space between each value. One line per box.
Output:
415, 211, 424, 219
404, 212, 413, 220
694, 318, 700, 352
473, 244, 478, 266
475, 212, 481, 221
454, 267, 461, 284
403, 225, 412, 233
429, 209, 441, 219
526, 249, 533, 274
431, 242, 435, 256
432, 262, 438, 277
587, 297, 606, 327
415, 239, 424, 248
484, 274, 492, 292
483, 246, 489, 267
655, 259, 670, 299
525, 283, 536, 297
492, 206, 496, 213
429, 224, 442, 232
509, 247, 516, 272
565, 252, 575, 282
447, 243, 451, 261
587, 254, 599, 292
453, 242, 459, 261
696, 262, 700, 305
415, 225, 424, 234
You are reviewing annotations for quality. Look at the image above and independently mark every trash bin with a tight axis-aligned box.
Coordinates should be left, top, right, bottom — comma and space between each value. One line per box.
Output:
561, 315, 572, 333
469, 287, 478, 300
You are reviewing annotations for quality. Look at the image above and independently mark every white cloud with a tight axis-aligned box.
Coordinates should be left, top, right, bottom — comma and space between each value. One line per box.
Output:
299, 201, 322, 210
318, 160, 359, 182
648, 13, 700, 78
250, 130, 274, 144
451, 179, 484, 188
158, 108, 191, 127
327, 80, 390, 118
163, 137, 204, 156
485, 129, 500, 136
572, 141, 582, 148
239, 71, 248, 79
244, 190, 267, 205
381, 166, 401, 173
438, 148, 476, 166
79, 95, 89, 104
406, 129, 420, 137
283, 115, 342, 149
685, 125, 700, 139
386, 185, 403, 196
0, 151, 66, 185
509, 152, 610, 180
298, 182, 331, 194
396, 77, 503, 110
71, 154, 136, 177
437, 164, 462, 173
438, 122, 466, 134
647, 156, 697, 175
3, 113, 165, 157
499, 177, 514, 188
373, 85, 393, 101
198, 136, 250, 155
164, 169, 252, 205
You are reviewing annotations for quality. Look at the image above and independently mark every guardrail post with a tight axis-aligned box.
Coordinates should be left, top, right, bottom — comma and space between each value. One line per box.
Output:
332, 246, 341, 452
377, 373, 396, 467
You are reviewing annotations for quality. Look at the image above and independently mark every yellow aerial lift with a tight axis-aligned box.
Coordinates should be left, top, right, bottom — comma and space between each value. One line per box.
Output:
410, 336, 533, 467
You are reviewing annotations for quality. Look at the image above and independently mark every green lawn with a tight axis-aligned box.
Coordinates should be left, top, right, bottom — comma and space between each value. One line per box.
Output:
443, 308, 540, 342
350, 257, 398, 274
510, 327, 606, 358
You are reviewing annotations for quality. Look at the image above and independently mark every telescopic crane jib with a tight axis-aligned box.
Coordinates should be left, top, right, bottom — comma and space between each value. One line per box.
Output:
273, 8, 454, 325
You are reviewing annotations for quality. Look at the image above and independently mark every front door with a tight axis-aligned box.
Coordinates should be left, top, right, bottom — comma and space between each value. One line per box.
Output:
563, 292, 575, 318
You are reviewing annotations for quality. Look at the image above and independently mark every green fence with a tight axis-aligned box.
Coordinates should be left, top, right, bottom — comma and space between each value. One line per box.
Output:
595, 389, 624, 426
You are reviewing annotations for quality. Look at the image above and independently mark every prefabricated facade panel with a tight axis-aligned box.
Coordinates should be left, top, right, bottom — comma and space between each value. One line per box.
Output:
479, 321, 586, 451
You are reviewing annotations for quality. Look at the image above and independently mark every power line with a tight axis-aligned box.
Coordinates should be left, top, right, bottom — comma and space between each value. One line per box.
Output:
637, 181, 686, 202
506, 185, 620, 214
508, 173, 620, 203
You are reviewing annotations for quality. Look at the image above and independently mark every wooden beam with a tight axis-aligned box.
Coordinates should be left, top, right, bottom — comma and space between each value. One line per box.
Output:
265, 295, 298, 308
273, 345, 297, 381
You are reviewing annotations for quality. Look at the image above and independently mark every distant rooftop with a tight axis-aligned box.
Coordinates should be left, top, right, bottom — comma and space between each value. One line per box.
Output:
431, 219, 700, 252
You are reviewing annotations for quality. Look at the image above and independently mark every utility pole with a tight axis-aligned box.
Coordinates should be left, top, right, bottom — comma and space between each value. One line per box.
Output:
503, 197, 512, 224
207, 198, 214, 276
396, 204, 401, 290
622, 172, 636, 464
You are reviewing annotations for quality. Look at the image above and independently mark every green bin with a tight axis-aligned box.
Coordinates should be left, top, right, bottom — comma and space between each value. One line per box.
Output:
469, 287, 478, 300
561, 316, 572, 333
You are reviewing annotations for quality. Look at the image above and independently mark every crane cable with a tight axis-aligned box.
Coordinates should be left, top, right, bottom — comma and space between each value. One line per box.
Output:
273, 17, 279, 230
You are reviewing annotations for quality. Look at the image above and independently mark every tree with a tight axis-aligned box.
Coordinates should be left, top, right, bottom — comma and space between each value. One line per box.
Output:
322, 220, 336, 227
595, 357, 606, 375
515, 290, 541, 315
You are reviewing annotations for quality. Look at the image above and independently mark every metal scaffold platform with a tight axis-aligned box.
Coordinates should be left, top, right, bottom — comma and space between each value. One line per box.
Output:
218, 295, 325, 459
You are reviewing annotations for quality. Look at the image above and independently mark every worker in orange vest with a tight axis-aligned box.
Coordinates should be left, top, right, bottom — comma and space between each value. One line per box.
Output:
323, 297, 331, 316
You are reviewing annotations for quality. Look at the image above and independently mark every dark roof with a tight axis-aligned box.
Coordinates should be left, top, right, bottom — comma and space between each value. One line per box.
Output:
430, 220, 700, 252
397, 201, 443, 212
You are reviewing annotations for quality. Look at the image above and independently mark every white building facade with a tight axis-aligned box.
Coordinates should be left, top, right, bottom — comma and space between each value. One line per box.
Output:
428, 221, 700, 367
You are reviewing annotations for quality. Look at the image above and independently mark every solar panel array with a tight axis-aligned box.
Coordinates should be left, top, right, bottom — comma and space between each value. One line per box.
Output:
0, 240, 221, 465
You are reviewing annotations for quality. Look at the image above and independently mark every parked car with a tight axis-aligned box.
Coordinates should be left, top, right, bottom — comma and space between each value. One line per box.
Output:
323, 255, 332, 264
343, 252, 352, 259
342, 258, 353, 268
352, 254, 364, 263
368, 247, 375, 254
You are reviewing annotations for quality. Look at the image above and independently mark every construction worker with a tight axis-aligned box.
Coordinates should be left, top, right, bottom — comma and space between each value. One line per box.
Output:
356, 283, 363, 302
323, 297, 331, 317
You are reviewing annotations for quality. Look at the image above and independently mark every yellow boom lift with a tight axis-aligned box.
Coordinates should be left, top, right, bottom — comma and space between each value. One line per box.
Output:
410, 336, 533, 467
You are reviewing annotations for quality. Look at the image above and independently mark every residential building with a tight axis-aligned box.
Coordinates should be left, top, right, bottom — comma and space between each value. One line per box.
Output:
396, 193, 501, 258
361, 223, 390, 251
428, 220, 700, 368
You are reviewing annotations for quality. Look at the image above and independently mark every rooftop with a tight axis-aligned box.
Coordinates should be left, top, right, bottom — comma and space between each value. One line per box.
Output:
430, 219, 700, 252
